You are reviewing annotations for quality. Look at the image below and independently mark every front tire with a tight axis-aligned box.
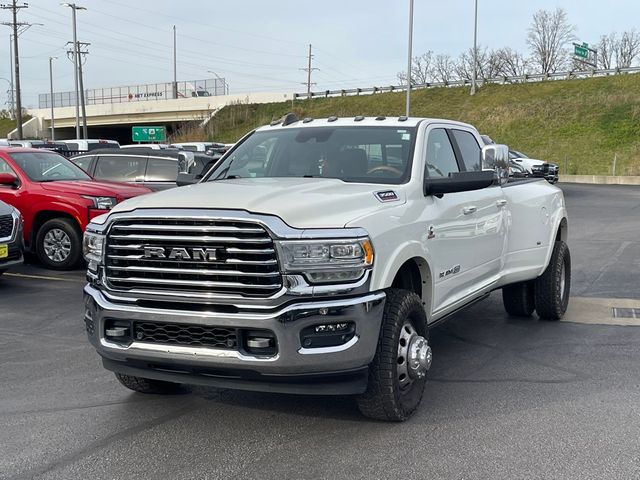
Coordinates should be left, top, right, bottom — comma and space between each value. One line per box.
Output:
535, 240, 571, 320
115, 373, 183, 394
357, 289, 431, 422
35, 218, 82, 270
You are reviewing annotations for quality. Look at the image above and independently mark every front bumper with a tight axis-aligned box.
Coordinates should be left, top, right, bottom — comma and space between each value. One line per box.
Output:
84, 285, 386, 394
0, 213, 23, 271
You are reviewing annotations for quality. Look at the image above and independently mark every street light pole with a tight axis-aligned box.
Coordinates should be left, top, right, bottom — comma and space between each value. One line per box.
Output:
471, 0, 478, 96
173, 25, 177, 99
49, 56, 56, 140
405, 0, 414, 117
208, 70, 228, 95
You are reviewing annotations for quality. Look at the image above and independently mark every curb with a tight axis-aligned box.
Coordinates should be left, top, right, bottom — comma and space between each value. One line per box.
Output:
559, 175, 640, 185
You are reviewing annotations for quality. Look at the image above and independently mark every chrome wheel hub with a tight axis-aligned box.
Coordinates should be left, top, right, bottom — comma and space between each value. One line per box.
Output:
43, 228, 71, 263
397, 322, 431, 389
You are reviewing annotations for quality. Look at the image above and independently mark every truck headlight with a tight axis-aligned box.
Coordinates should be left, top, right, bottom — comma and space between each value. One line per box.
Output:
83, 230, 105, 268
82, 196, 117, 210
276, 238, 374, 284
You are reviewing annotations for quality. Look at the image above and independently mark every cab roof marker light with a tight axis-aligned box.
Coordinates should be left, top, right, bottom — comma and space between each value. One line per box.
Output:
375, 116, 386, 121
398, 116, 408, 122
281, 113, 299, 126
327, 116, 338, 122
302, 117, 314, 123
354, 115, 365, 122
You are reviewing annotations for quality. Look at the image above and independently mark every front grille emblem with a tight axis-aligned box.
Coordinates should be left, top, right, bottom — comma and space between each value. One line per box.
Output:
143, 246, 218, 262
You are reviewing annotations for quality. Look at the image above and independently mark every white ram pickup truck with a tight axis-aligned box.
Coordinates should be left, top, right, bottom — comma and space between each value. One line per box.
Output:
82, 115, 570, 421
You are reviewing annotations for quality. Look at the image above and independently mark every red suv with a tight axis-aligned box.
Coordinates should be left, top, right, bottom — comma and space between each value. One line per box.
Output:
0, 147, 152, 270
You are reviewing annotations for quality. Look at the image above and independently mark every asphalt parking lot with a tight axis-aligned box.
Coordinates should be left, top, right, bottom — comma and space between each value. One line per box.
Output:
1, 183, 639, 480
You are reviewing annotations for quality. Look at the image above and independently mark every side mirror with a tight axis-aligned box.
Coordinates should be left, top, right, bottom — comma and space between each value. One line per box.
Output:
482, 144, 509, 185
424, 170, 496, 196
0, 173, 19, 188
176, 172, 201, 186
177, 151, 195, 174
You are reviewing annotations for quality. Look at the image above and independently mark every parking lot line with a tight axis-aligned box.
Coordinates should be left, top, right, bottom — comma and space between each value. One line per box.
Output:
3, 272, 84, 283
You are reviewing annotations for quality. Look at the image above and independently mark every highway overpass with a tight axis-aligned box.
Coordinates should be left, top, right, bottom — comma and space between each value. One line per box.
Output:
17, 91, 291, 143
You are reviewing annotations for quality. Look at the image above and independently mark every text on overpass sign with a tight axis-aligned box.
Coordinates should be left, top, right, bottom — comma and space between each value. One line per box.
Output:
574, 42, 589, 59
132, 126, 166, 142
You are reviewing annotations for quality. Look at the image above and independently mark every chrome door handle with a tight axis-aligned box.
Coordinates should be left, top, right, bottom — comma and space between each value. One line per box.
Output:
462, 205, 477, 215
496, 199, 508, 208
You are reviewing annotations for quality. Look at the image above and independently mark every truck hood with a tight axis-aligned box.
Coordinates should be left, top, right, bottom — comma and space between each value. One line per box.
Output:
108, 177, 407, 229
40, 180, 151, 199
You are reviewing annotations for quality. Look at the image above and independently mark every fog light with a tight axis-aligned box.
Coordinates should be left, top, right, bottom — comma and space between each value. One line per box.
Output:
241, 330, 277, 356
301, 322, 355, 349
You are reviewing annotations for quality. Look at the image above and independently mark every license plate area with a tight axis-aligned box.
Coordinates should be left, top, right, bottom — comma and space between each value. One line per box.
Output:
0, 244, 8, 259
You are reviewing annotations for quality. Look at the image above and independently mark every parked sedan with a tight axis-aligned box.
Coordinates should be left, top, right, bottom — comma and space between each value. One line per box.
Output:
0, 199, 23, 276
71, 148, 220, 191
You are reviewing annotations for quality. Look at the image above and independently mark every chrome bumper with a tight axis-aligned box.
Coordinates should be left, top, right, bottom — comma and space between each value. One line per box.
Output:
84, 285, 385, 376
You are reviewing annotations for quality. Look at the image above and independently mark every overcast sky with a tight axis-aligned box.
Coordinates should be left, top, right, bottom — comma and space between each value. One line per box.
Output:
1, 0, 638, 109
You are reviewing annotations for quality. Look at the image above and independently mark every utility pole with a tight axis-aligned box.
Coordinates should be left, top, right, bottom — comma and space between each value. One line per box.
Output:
8, 34, 14, 119
406, 0, 414, 116
470, 0, 478, 95
49, 56, 56, 140
0, 1, 29, 139
299, 44, 318, 99
77, 42, 88, 139
173, 25, 177, 99
66, 41, 89, 138
62, 3, 85, 139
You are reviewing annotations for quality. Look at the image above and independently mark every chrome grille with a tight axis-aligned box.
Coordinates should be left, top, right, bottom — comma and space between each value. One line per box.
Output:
0, 214, 13, 238
104, 218, 282, 297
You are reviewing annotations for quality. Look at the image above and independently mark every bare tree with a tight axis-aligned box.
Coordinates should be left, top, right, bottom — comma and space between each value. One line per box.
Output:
454, 46, 503, 81
597, 33, 617, 69
432, 54, 456, 83
495, 47, 530, 77
615, 30, 640, 68
397, 51, 434, 85
527, 8, 576, 73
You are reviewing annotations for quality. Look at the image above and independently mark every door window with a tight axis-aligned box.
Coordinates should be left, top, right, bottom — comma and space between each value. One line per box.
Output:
72, 156, 93, 173
146, 158, 178, 182
451, 129, 482, 171
425, 129, 459, 178
95, 155, 146, 182
0, 158, 17, 175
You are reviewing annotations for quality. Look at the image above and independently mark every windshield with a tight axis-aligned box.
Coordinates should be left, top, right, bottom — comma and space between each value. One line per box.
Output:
510, 150, 529, 159
9, 151, 91, 182
205, 126, 416, 184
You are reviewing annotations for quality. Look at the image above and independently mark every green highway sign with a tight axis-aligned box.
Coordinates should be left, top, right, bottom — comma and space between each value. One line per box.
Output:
574, 42, 589, 59
132, 126, 166, 142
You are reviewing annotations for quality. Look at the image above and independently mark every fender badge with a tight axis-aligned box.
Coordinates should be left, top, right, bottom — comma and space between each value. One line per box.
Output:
375, 190, 398, 202
427, 225, 435, 240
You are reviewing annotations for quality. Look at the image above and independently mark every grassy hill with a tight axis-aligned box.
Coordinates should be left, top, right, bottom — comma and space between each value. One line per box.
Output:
0, 118, 17, 138
202, 74, 640, 176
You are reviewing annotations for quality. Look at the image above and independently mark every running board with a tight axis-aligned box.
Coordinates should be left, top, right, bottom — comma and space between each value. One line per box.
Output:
429, 293, 490, 328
